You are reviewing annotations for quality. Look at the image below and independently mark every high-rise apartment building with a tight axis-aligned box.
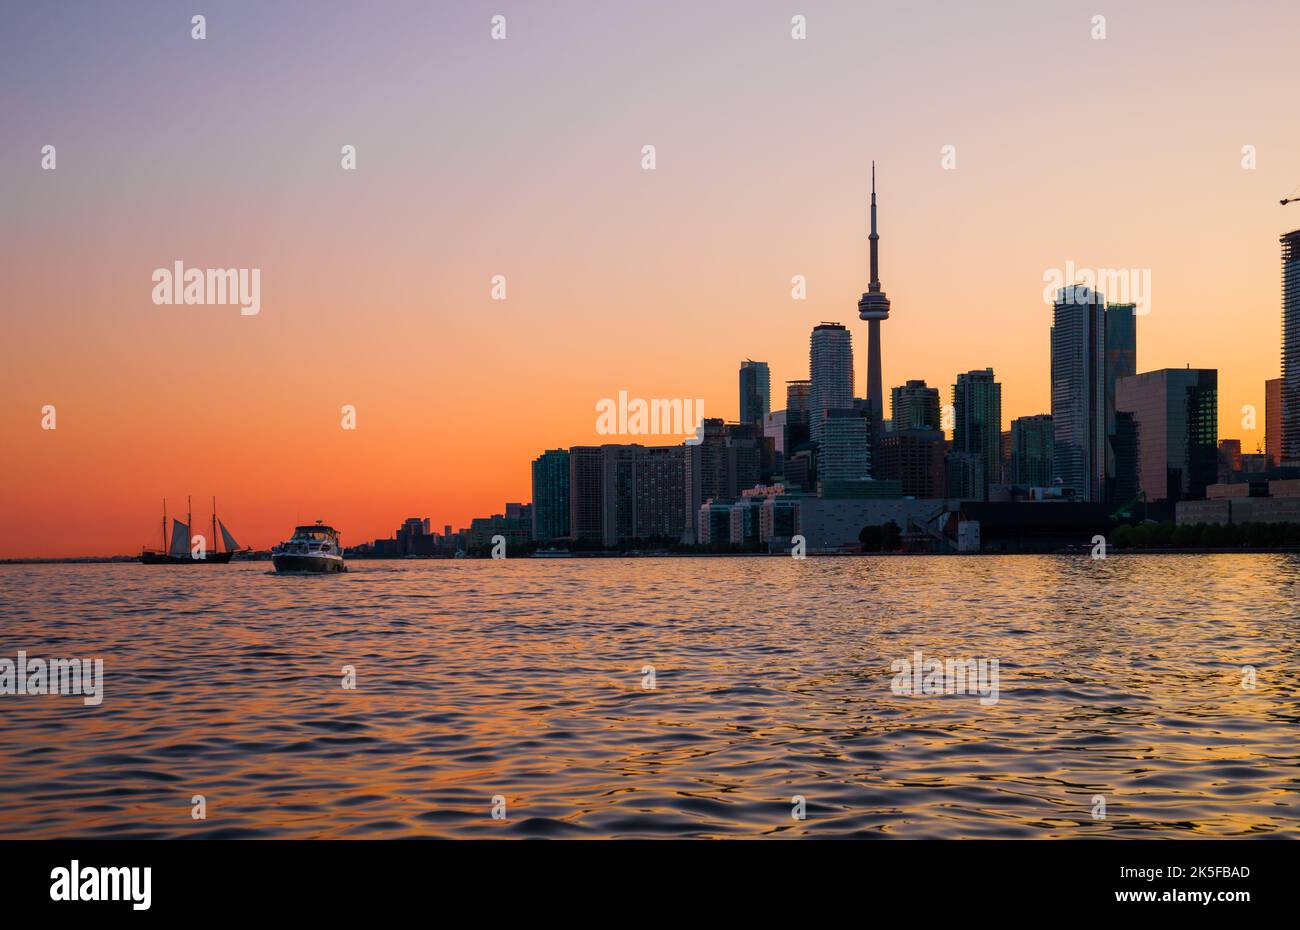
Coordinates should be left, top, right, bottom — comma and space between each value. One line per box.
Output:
809, 323, 854, 446
1051, 285, 1107, 502
1009, 414, 1054, 487
530, 449, 571, 542
1282, 230, 1300, 463
891, 379, 941, 431
739, 360, 771, 425
568, 446, 605, 542
1266, 376, 1282, 466
952, 368, 1002, 500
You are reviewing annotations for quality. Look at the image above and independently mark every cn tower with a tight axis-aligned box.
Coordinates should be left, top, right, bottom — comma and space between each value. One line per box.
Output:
857, 162, 890, 455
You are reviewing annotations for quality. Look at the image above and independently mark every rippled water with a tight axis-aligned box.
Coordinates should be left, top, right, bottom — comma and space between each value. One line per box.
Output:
1, 555, 1298, 839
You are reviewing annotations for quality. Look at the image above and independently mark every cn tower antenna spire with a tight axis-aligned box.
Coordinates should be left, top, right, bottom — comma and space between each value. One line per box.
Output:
869, 161, 880, 288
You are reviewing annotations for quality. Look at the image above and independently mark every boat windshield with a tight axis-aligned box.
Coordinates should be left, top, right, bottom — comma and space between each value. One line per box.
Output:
291, 527, 336, 541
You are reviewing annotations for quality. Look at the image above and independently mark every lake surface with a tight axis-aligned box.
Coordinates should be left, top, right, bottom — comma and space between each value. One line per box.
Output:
1, 555, 1298, 839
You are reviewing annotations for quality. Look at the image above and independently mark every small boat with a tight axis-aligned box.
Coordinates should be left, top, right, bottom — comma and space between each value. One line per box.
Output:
533, 548, 573, 558
140, 497, 248, 564
272, 521, 346, 573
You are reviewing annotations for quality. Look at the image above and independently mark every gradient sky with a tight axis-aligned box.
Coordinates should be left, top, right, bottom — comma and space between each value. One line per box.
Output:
3, 0, 1299, 557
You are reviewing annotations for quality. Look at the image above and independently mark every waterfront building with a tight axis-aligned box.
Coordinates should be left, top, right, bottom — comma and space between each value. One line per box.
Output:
568, 445, 605, 542
1282, 230, 1300, 463
1051, 285, 1107, 502
1115, 368, 1219, 503
809, 323, 854, 446
876, 428, 946, 498
1266, 376, 1282, 466
530, 449, 570, 541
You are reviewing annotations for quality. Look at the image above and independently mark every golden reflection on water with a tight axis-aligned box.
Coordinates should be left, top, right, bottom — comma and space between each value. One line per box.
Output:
0, 554, 1298, 838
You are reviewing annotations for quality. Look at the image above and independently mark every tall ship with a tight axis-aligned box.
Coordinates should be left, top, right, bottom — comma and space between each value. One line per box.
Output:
272, 521, 346, 573
140, 497, 247, 564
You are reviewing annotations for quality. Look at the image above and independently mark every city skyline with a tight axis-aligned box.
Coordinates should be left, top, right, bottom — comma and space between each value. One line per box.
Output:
5, 0, 1300, 557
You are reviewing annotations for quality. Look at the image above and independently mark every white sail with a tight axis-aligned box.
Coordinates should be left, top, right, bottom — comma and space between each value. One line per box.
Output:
219, 520, 240, 553
168, 519, 190, 557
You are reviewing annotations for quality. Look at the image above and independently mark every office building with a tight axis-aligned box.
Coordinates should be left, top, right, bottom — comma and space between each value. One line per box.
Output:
953, 368, 1002, 500
1115, 368, 1219, 503
530, 449, 570, 541
739, 359, 771, 425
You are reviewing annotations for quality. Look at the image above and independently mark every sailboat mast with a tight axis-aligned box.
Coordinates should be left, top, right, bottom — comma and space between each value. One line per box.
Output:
162, 498, 167, 551
187, 496, 192, 553
212, 497, 219, 554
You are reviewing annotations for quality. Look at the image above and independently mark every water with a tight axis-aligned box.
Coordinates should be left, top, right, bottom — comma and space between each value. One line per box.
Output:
1, 555, 1298, 839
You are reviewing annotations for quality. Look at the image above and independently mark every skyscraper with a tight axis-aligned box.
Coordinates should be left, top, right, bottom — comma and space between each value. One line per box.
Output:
785, 379, 812, 451
857, 163, 891, 452
599, 444, 685, 546
683, 418, 727, 543
809, 323, 854, 446
530, 448, 570, 541
952, 368, 1002, 500
1115, 368, 1219, 502
568, 446, 604, 542
1282, 229, 1300, 464
1104, 302, 1137, 499
739, 360, 771, 425
1266, 376, 1282, 465
1051, 285, 1107, 502
891, 379, 941, 431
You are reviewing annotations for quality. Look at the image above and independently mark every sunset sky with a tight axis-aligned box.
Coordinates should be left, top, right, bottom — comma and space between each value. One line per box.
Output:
3, 0, 1299, 557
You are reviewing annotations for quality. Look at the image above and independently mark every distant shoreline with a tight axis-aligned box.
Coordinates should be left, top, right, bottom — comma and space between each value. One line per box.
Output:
5, 547, 1300, 565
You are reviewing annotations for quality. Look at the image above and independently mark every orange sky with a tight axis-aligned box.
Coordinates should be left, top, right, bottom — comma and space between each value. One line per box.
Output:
3, 1, 1299, 557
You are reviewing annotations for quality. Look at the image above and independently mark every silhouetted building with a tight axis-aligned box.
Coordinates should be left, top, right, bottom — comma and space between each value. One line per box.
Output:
953, 368, 1001, 500
1105, 302, 1137, 500
531, 449, 570, 541
600, 444, 685, 545
945, 451, 984, 501
818, 408, 871, 487
891, 379, 941, 431
809, 323, 854, 446
1266, 376, 1282, 466
568, 446, 604, 542
1282, 230, 1300, 463
739, 359, 771, 425
1218, 439, 1242, 483
877, 428, 945, 498
1052, 285, 1107, 502
1115, 368, 1218, 503
684, 418, 727, 542
1010, 414, 1054, 487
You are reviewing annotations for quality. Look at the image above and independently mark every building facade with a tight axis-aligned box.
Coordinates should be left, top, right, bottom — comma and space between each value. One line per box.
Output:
891, 379, 941, 431
1051, 285, 1107, 502
530, 449, 570, 541
1115, 368, 1219, 503
739, 359, 771, 425
952, 368, 1002, 500
809, 323, 854, 446
1010, 414, 1054, 487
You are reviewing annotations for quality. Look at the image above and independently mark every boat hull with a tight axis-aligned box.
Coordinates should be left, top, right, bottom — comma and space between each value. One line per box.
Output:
140, 551, 235, 565
272, 553, 345, 574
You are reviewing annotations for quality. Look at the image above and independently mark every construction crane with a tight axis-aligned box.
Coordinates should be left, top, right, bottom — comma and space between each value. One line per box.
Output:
1284, 197, 1299, 206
